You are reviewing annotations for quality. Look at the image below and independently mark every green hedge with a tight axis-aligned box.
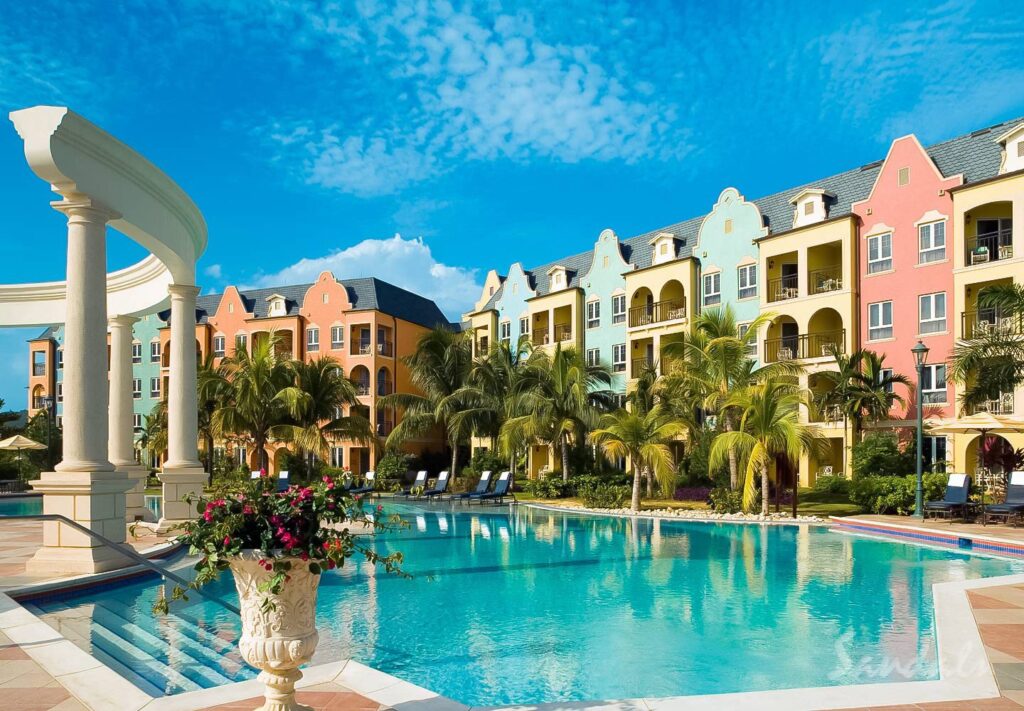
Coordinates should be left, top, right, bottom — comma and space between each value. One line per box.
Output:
848, 473, 951, 515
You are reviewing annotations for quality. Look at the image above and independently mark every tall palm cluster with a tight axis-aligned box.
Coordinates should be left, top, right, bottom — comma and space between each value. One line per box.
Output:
950, 283, 1024, 412
144, 332, 374, 480
386, 309, 913, 514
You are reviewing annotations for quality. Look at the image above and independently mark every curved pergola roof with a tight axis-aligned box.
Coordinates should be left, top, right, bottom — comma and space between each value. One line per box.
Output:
0, 106, 206, 327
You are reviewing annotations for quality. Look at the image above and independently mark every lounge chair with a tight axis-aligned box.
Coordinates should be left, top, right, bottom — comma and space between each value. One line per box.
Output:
923, 473, 971, 520
470, 471, 514, 505
348, 471, 376, 496
396, 470, 428, 498
423, 471, 451, 500
985, 471, 1024, 525
455, 471, 492, 501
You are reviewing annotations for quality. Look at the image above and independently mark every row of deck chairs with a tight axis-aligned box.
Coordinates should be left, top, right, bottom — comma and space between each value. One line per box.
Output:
924, 471, 1024, 524
347, 469, 515, 505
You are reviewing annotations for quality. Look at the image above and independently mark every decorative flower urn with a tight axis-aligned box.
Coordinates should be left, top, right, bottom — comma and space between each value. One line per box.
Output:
229, 551, 321, 711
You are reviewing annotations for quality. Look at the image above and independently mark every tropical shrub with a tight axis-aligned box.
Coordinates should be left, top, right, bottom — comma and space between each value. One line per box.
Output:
523, 475, 569, 499
577, 481, 630, 508
375, 451, 412, 491
849, 473, 949, 514
851, 433, 914, 478
467, 450, 507, 478
813, 474, 851, 496
709, 486, 742, 513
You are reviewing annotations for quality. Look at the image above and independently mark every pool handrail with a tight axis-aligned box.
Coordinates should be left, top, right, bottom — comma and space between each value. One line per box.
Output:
0, 513, 240, 616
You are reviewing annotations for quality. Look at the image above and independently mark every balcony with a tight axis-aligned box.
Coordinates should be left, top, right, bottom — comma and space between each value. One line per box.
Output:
377, 340, 394, 357
962, 310, 1024, 339
764, 329, 845, 363
628, 299, 686, 328
554, 324, 573, 342
376, 420, 395, 436
768, 274, 799, 303
966, 228, 1013, 266
632, 357, 654, 378
970, 392, 1015, 415
809, 266, 843, 295
532, 330, 550, 347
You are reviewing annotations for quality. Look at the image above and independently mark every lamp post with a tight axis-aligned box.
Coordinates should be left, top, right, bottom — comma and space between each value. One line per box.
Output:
912, 341, 930, 518
41, 395, 55, 471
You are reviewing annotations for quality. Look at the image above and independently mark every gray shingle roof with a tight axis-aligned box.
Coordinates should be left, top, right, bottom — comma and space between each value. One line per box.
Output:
187, 277, 449, 330
476, 115, 1024, 311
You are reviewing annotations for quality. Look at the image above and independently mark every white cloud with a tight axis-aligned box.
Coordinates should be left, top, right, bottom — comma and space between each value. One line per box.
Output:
203, 263, 223, 279
243, 234, 479, 318
249, 0, 690, 196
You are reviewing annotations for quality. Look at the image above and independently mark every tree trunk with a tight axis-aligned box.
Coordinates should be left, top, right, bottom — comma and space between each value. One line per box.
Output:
206, 432, 214, 486
725, 415, 739, 490
561, 437, 570, 482
631, 463, 642, 512
791, 467, 799, 519
761, 462, 770, 516
645, 464, 653, 498
450, 437, 459, 482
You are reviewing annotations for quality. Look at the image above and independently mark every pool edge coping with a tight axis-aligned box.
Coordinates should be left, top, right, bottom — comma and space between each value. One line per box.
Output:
2, 533, 1020, 710
521, 501, 830, 527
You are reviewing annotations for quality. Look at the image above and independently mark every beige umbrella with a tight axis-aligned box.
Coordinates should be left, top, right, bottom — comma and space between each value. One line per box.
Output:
0, 435, 47, 481
927, 412, 1024, 473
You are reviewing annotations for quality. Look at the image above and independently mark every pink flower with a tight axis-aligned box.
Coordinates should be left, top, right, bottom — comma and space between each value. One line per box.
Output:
322, 476, 332, 484
300, 552, 309, 561
243, 505, 253, 515
203, 511, 213, 522
223, 536, 232, 546
376, 505, 383, 513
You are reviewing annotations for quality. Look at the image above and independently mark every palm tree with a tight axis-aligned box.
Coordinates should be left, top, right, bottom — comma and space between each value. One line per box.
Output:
710, 379, 821, 515
197, 353, 231, 485
450, 338, 531, 473
379, 327, 473, 479
212, 332, 308, 471
950, 283, 1024, 412
291, 355, 375, 470
590, 407, 687, 511
501, 344, 613, 481
663, 305, 781, 490
139, 405, 167, 469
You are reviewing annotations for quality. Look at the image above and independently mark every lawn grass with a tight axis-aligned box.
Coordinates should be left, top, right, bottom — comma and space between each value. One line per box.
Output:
795, 487, 863, 517
513, 492, 709, 511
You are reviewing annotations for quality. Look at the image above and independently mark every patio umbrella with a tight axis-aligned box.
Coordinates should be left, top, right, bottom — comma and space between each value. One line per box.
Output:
0, 435, 47, 482
926, 412, 1024, 474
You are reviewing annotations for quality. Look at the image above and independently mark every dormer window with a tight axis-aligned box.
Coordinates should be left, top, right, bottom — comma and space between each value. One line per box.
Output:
547, 265, 568, 292
997, 123, 1024, 174
649, 232, 677, 266
266, 294, 287, 317
790, 189, 834, 228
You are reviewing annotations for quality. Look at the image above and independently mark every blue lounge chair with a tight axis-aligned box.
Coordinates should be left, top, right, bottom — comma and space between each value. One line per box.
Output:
396, 470, 429, 498
423, 471, 451, 500
470, 471, 514, 505
348, 471, 376, 496
455, 471, 492, 501
923, 473, 970, 520
985, 471, 1024, 525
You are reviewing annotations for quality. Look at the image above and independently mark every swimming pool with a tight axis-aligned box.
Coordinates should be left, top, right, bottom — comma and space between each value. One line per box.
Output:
24, 503, 1024, 705
0, 495, 42, 516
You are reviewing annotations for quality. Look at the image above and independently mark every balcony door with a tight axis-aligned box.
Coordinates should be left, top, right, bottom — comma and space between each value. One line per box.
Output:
781, 322, 799, 357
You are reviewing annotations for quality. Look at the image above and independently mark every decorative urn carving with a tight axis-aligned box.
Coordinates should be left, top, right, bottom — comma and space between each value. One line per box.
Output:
229, 551, 321, 711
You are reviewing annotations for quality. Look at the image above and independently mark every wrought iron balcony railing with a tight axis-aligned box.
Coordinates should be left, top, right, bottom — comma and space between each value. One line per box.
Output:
628, 299, 686, 327
764, 329, 845, 363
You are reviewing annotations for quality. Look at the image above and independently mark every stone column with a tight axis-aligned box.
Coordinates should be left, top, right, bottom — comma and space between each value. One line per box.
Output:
108, 315, 150, 522
27, 198, 133, 575
157, 283, 206, 529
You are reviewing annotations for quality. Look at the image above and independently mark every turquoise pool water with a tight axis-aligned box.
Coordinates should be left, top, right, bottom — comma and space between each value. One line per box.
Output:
0, 495, 42, 516
26, 504, 1024, 704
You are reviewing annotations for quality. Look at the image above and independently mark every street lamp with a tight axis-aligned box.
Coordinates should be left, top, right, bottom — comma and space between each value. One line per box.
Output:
912, 341, 930, 518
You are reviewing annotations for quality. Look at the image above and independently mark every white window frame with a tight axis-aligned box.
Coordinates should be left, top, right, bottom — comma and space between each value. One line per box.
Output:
519, 317, 530, 335
586, 300, 600, 329
921, 364, 947, 404
919, 292, 947, 334
612, 294, 626, 324
330, 446, 344, 468
306, 327, 319, 352
130, 343, 141, 364
132, 378, 142, 399
867, 233, 893, 273
236, 333, 248, 353
879, 367, 894, 394
737, 323, 757, 357
57, 383, 63, 403
150, 340, 161, 362
923, 435, 948, 473
499, 320, 511, 343
703, 272, 721, 306
133, 413, 142, 433
868, 301, 893, 340
612, 343, 626, 372
56, 348, 63, 370
737, 264, 757, 300
918, 221, 946, 264
213, 335, 226, 357
586, 348, 600, 367
150, 377, 161, 398
331, 325, 344, 350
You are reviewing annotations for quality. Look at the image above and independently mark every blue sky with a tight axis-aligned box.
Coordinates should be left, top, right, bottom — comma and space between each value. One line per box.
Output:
0, 0, 1023, 408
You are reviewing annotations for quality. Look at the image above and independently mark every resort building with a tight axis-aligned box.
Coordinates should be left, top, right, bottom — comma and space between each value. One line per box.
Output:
27, 271, 451, 475
469, 115, 1024, 483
